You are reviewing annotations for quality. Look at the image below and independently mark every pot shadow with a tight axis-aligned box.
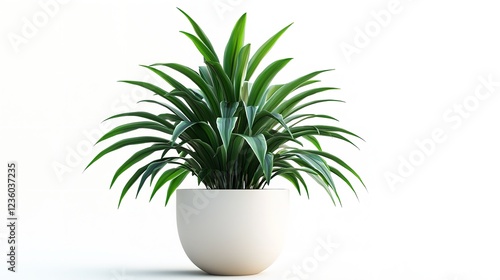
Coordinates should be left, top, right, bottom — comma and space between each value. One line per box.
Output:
127, 268, 208, 277
127, 268, 259, 278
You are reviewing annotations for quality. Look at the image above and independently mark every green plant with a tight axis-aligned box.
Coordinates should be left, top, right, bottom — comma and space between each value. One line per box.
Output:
86, 8, 365, 207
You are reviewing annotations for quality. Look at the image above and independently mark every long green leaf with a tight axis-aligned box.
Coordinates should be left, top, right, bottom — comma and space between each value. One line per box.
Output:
199, 66, 214, 87
193, 122, 220, 149
247, 58, 292, 106
276, 87, 339, 115
96, 121, 172, 144
286, 114, 338, 126
329, 165, 359, 200
177, 8, 218, 59
303, 150, 365, 188
180, 31, 218, 62
246, 23, 293, 80
302, 135, 322, 151
138, 100, 190, 122
293, 152, 335, 188
263, 153, 273, 183
264, 70, 332, 111
233, 44, 251, 98
118, 165, 148, 208
264, 84, 283, 102
172, 121, 198, 144
140, 65, 191, 93
104, 111, 172, 128
217, 117, 237, 151
86, 136, 170, 170
110, 144, 169, 188
277, 172, 301, 195
165, 169, 189, 206
136, 159, 169, 198
205, 61, 235, 102
235, 134, 270, 182
118, 80, 168, 96
291, 125, 363, 140
291, 151, 341, 205
244, 104, 258, 133
240, 81, 250, 103
150, 167, 185, 201
223, 13, 246, 79
153, 63, 219, 111
220, 101, 239, 117
255, 111, 293, 137
284, 99, 343, 117
309, 173, 336, 206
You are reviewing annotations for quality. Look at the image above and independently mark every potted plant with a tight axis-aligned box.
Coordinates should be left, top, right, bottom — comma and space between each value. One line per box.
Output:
86, 8, 364, 276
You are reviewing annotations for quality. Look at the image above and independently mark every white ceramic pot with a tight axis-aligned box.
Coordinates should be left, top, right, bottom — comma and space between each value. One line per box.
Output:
176, 189, 289, 276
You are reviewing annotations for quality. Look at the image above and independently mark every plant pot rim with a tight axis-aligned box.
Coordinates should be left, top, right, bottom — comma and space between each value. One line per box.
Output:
177, 188, 288, 192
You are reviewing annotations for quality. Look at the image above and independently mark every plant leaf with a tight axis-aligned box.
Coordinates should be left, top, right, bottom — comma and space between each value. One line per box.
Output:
150, 167, 185, 201
244, 104, 258, 133
240, 81, 250, 103
86, 136, 170, 170
118, 165, 148, 208
277, 87, 339, 115
247, 58, 292, 107
136, 159, 169, 198
103, 111, 172, 128
205, 61, 235, 102
153, 63, 219, 111
255, 111, 293, 137
329, 165, 359, 200
140, 65, 192, 94
246, 23, 293, 81
165, 169, 190, 206
223, 13, 246, 79
110, 144, 169, 189
177, 8, 218, 59
263, 153, 273, 183
235, 133, 269, 184
138, 100, 190, 122
199, 66, 214, 87
233, 44, 251, 98
216, 117, 238, 151
96, 121, 172, 144
172, 121, 198, 144
303, 150, 365, 188
303, 135, 322, 151
220, 101, 239, 118
118, 80, 168, 96
291, 151, 341, 205
264, 70, 333, 112
180, 31, 218, 62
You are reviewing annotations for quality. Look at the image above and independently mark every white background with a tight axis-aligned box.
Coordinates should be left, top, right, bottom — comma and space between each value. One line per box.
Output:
1, 0, 500, 279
